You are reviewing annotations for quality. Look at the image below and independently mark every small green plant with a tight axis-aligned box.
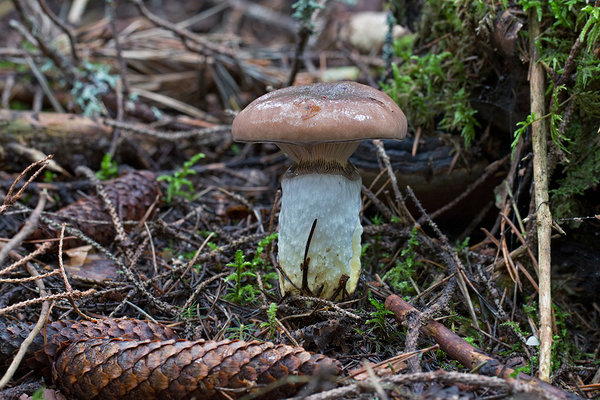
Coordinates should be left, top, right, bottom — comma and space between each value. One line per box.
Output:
365, 294, 394, 335
260, 302, 279, 339
157, 152, 205, 203
381, 0, 483, 148
95, 153, 119, 180
371, 214, 383, 226
31, 386, 46, 400
226, 321, 256, 341
455, 236, 471, 253
42, 170, 57, 183
224, 249, 259, 304
180, 302, 198, 319
252, 232, 278, 269
383, 227, 421, 294
223, 234, 279, 305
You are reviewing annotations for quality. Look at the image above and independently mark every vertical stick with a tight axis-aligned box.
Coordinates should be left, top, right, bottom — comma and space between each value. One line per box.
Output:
528, 9, 553, 382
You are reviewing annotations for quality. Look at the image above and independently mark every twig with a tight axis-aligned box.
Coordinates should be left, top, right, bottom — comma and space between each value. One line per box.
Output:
103, 118, 230, 140
421, 155, 509, 223
67, 0, 89, 23
0, 155, 51, 215
10, 0, 79, 80
106, 0, 129, 93
57, 223, 96, 321
288, 370, 579, 400
372, 139, 414, 224
300, 218, 318, 295
75, 166, 132, 249
131, 0, 235, 58
528, 8, 553, 382
0, 289, 95, 316
180, 272, 229, 316
0, 243, 51, 276
361, 185, 394, 221
287, 296, 361, 321
287, 26, 311, 86
24, 56, 65, 113
20, 203, 178, 316
38, 0, 79, 62
0, 190, 47, 266
385, 295, 584, 400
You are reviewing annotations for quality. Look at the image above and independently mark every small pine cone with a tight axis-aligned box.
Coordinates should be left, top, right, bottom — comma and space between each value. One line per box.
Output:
31, 170, 161, 247
53, 337, 342, 400
0, 318, 177, 372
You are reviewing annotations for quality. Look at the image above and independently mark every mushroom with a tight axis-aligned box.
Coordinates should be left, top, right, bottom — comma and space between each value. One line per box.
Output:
232, 81, 407, 299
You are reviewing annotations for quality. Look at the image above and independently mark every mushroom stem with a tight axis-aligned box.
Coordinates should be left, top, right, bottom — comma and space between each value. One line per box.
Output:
278, 163, 363, 299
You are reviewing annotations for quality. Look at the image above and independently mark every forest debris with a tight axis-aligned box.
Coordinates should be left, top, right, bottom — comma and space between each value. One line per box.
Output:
63, 247, 120, 283
492, 9, 524, 57
30, 170, 161, 249
385, 295, 584, 400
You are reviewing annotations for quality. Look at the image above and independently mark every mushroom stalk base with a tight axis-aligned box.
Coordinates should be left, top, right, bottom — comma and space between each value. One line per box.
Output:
278, 171, 362, 299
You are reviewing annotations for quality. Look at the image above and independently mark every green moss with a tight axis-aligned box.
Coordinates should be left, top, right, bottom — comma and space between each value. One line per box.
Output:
382, 0, 491, 146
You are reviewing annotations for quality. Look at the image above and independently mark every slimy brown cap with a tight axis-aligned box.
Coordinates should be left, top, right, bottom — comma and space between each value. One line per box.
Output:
232, 81, 407, 144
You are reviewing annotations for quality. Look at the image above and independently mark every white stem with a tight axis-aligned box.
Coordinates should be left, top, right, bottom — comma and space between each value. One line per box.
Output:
278, 172, 362, 299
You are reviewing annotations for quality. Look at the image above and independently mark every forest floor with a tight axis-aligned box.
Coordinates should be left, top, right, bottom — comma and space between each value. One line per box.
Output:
0, 1, 599, 399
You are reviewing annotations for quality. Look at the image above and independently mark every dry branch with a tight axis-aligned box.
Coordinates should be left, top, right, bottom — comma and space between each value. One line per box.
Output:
528, 8, 553, 382
385, 295, 583, 400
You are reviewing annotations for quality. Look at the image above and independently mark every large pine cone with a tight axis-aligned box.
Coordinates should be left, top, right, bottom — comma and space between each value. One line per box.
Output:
30, 170, 161, 247
53, 337, 342, 400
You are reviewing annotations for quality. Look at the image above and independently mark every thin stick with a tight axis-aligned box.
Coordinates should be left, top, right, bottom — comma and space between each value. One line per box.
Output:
0, 155, 51, 214
529, 8, 553, 382
0, 190, 47, 265
58, 223, 95, 321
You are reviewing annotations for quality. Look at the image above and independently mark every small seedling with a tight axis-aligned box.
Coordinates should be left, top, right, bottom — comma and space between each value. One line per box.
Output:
180, 302, 198, 320
260, 302, 279, 339
95, 153, 119, 180
383, 227, 421, 295
42, 170, 57, 183
157, 152, 205, 203
366, 294, 394, 335
226, 322, 256, 341
224, 249, 258, 304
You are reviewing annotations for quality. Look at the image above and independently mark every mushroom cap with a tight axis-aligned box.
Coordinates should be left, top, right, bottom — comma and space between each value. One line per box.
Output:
232, 81, 407, 144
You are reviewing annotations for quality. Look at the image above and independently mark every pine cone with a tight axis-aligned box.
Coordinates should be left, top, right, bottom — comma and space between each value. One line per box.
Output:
0, 318, 177, 371
53, 337, 342, 400
31, 170, 161, 247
